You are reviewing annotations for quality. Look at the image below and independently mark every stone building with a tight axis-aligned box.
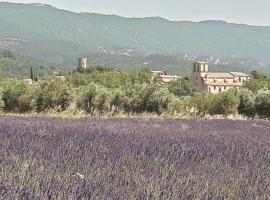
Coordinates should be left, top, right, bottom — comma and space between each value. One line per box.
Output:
24, 79, 33, 85
78, 58, 88, 69
151, 70, 182, 83
192, 61, 251, 94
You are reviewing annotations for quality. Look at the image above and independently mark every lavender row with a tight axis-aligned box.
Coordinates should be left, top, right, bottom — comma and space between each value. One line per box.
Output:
0, 116, 270, 199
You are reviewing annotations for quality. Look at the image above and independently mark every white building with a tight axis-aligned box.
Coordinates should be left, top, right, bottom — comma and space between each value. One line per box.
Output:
192, 61, 251, 94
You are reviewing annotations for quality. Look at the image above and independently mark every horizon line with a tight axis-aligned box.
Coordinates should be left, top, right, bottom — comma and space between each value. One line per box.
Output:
0, 1, 269, 27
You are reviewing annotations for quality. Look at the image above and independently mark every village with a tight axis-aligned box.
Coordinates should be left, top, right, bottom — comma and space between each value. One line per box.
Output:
24, 57, 252, 94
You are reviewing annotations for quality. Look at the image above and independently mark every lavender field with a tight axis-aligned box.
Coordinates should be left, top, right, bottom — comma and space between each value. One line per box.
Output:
0, 116, 270, 199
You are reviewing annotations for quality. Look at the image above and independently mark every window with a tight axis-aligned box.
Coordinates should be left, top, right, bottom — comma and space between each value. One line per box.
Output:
239, 77, 241, 82
219, 87, 222, 92
224, 86, 227, 90
194, 65, 196, 72
197, 66, 200, 72
214, 86, 216, 90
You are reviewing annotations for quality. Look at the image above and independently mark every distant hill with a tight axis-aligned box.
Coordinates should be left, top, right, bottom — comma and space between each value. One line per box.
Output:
0, 50, 57, 78
0, 2, 269, 75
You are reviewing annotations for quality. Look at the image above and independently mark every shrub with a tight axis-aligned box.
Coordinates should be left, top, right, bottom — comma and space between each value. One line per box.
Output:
110, 88, 127, 111
246, 79, 270, 92
76, 83, 98, 114
190, 94, 214, 117
93, 86, 111, 114
2, 117, 270, 199
168, 79, 199, 97
190, 90, 239, 117
36, 78, 72, 112
238, 89, 255, 118
250, 70, 268, 79
122, 83, 149, 113
122, 83, 171, 114
166, 96, 187, 116
129, 70, 153, 84
0, 87, 4, 111
147, 87, 173, 114
2, 80, 34, 113
254, 88, 270, 118
209, 90, 239, 116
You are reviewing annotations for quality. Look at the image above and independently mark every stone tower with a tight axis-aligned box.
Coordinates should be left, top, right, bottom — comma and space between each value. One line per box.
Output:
78, 58, 88, 69
192, 61, 209, 88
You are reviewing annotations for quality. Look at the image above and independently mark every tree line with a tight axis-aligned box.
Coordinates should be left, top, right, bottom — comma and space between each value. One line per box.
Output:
0, 68, 270, 118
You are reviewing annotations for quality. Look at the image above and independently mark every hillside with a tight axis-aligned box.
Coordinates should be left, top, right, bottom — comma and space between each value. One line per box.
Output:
0, 50, 57, 78
0, 2, 269, 75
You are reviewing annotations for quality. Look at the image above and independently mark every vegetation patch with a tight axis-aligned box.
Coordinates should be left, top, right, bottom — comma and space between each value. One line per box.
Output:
0, 116, 270, 199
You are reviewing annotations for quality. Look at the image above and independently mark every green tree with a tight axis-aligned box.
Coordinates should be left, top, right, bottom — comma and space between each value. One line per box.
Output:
147, 87, 173, 114
246, 79, 270, 93
123, 82, 168, 114
129, 70, 154, 84
254, 88, 270, 118
93, 86, 111, 114
36, 78, 72, 112
238, 89, 255, 118
30, 66, 34, 81
110, 88, 127, 111
190, 94, 214, 117
166, 96, 187, 116
76, 83, 98, 113
0, 86, 4, 111
209, 90, 239, 116
2, 80, 34, 113
66, 72, 89, 87
246, 71, 270, 92
168, 79, 199, 97
250, 70, 268, 79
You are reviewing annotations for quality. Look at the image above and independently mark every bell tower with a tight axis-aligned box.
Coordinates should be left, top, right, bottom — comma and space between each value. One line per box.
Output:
192, 61, 209, 88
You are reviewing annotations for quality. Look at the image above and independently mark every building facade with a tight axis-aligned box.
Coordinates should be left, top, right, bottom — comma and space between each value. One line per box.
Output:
151, 71, 182, 83
192, 62, 251, 94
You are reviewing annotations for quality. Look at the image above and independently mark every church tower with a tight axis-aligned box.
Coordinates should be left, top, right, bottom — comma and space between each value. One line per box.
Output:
192, 61, 209, 88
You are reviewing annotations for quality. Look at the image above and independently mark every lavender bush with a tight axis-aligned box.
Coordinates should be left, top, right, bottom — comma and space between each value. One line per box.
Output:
0, 116, 270, 199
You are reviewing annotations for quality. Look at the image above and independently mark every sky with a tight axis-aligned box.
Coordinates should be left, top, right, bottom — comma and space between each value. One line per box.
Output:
1, 0, 270, 26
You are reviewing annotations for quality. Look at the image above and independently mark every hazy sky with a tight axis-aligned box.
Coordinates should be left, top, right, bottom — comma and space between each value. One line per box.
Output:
2, 0, 270, 26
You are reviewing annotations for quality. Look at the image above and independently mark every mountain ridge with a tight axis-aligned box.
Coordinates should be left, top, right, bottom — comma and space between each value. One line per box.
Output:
0, 2, 269, 75
1, 2, 269, 27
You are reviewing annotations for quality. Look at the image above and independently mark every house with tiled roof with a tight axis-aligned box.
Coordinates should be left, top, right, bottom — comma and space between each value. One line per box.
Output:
192, 62, 251, 94
151, 70, 182, 83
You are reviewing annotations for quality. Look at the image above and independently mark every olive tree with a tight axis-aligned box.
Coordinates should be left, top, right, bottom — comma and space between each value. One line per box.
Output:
2, 80, 34, 113
254, 88, 270, 118
36, 77, 72, 112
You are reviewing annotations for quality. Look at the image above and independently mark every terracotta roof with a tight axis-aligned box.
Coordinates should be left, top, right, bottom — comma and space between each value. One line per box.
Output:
201, 72, 251, 79
201, 72, 235, 78
230, 72, 250, 77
